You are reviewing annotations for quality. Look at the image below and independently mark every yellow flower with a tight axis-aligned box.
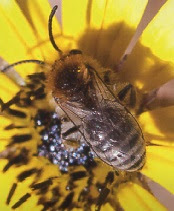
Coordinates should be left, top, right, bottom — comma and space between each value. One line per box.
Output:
0, 0, 174, 210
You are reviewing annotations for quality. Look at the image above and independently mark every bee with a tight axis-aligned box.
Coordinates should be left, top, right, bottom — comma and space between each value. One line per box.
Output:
1, 5, 146, 172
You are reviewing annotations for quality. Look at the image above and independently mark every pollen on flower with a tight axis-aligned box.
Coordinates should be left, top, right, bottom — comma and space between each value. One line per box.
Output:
34, 109, 95, 172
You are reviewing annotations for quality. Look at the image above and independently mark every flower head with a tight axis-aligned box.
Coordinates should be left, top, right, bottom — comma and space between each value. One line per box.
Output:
0, 0, 174, 210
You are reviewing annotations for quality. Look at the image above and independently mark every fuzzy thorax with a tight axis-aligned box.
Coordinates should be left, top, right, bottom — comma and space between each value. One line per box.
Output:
46, 54, 101, 103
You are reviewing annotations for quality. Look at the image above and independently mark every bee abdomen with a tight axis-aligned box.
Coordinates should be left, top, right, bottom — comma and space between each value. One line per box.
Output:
88, 121, 145, 172
100, 131, 145, 172
85, 104, 146, 172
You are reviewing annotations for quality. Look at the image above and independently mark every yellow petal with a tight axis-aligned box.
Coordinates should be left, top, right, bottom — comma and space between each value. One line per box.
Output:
102, 0, 147, 29
142, 146, 174, 194
62, 0, 88, 38
92, 0, 147, 66
117, 182, 166, 211
89, 0, 108, 29
139, 112, 163, 136
139, 108, 174, 147
19, 0, 61, 63
141, 0, 174, 63
100, 203, 114, 211
90, 203, 114, 211
117, 0, 167, 70
0, 1, 44, 77
0, 156, 60, 210
0, 73, 19, 102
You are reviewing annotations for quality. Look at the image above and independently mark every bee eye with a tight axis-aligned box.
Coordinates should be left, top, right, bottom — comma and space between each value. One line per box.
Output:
69, 49, 82, 55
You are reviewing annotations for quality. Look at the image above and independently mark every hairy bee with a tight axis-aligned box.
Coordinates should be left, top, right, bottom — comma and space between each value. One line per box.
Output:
47, 47, 146, 172
2, 5, 146, 172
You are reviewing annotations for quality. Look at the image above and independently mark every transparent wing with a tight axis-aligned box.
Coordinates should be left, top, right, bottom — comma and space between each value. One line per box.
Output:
53, 67, 121, 147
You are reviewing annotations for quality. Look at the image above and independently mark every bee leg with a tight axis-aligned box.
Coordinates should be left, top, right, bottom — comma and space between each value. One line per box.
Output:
109, 82, 138, 110
103, 70, 112, 85
62, 125, 80, 138
61, 118, 84, 148
103, 70, 138, 109
117, 83, 136, 108
110, 82, 144, 115
62, 126, 82, 147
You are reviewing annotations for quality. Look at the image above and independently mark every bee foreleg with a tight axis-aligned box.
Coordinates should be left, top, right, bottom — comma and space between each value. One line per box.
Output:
103, 69, 138, 109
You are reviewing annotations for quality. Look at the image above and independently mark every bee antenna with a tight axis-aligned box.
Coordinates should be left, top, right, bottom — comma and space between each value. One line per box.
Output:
1, 59, 45, 72
49, 5, 62, 55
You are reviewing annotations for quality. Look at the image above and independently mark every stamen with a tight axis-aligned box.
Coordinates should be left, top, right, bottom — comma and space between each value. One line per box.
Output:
138, 79, 174, 114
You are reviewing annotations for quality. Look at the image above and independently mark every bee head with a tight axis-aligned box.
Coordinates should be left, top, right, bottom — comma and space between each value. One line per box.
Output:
47, 53, 91, 102
46, 7, 92, 103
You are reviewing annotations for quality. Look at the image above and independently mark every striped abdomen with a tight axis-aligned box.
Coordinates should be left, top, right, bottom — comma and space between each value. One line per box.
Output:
85, 103, 146, 172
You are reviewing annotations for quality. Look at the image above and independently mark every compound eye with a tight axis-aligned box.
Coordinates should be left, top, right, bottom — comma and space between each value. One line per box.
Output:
69, 49, 82, 55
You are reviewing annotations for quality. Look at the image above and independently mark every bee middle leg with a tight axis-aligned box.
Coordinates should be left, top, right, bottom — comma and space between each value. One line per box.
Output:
117, 83, 136, 108
110, 82, 138, 110
103, 70, 139, 110
103, 70, 144, 114
61, 118, 84, 148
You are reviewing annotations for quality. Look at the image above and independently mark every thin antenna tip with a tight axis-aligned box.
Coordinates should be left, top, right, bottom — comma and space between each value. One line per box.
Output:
53, 5, 58, 11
